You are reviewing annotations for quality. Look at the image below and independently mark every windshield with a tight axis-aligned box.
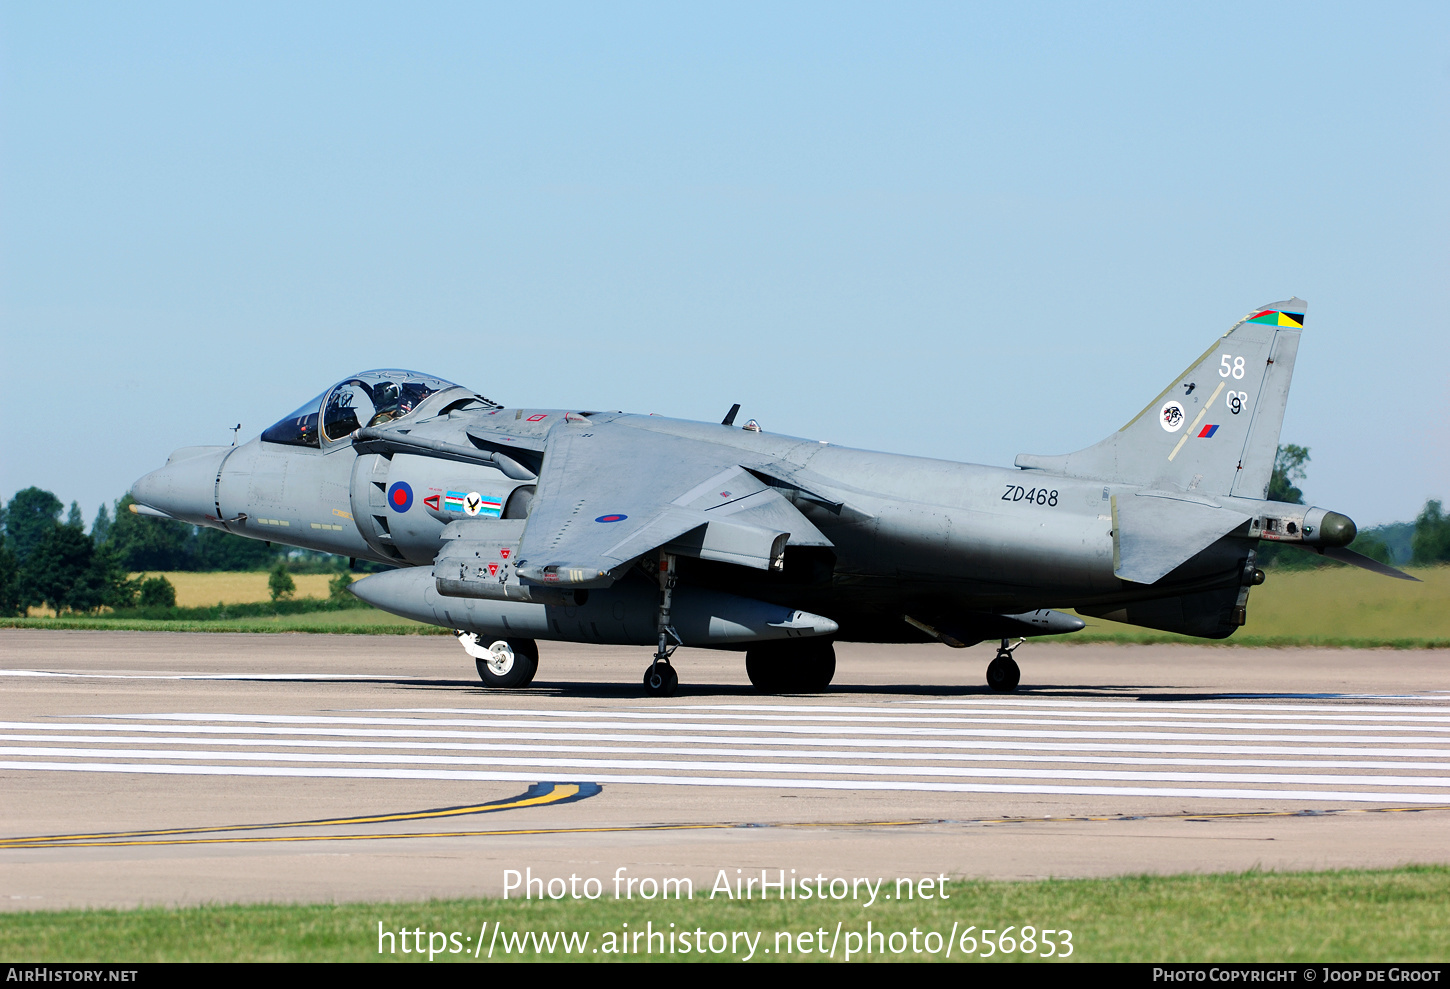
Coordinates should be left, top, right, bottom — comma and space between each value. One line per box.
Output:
259, 392, 325, 447
321, 370, 459, 442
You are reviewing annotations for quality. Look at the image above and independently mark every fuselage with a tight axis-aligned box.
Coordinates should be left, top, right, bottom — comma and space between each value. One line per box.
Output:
134, 400, 1250, 646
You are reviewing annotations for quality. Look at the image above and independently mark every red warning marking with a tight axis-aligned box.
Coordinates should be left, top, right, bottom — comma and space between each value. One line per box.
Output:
488, 562, 499, 576
527, 414, 548, 422
423, 495, 441, 511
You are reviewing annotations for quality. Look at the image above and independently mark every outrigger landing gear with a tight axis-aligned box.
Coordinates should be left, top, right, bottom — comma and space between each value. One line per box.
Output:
643, 551, 682, 697
986, 637, 1024, 692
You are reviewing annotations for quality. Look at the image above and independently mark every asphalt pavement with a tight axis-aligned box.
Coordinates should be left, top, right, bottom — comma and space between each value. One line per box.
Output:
2, 629, 1448, 910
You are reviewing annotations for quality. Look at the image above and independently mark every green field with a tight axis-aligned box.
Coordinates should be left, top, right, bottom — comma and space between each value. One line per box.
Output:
3, 565, 1447, 646
2, 867, 1446, 962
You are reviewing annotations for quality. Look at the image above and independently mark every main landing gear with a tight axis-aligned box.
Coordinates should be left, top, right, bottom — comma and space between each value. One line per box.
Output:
643, 551, 682, 697
986, 637, 1023, 692
456, 631, 539, 688
746, 638, 836, 694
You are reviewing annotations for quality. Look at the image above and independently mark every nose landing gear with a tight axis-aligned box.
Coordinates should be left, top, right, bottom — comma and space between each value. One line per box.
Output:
456, 632, 539, 688
643, 551, 682, 697
986, 637, 1024, 692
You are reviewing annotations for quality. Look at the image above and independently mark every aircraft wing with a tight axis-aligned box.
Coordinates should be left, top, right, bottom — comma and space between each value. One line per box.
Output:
513, 419, 832, 587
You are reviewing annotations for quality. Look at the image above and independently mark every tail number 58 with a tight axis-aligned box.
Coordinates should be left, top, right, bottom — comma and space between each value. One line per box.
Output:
1220, 354, 1246, 379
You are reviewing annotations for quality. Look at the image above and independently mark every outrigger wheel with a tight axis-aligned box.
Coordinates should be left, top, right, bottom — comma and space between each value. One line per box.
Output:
986, 637, 1023, 693
643, 661, 679, 697
643, 549, 683, 697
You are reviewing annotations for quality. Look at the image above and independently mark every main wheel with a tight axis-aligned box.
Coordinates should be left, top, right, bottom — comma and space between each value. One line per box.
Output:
746, 640, 835, 693
986, 655, 1020, 692
798, 641, 835, 691
642, 663, 679, 697
473, 638, 539, 688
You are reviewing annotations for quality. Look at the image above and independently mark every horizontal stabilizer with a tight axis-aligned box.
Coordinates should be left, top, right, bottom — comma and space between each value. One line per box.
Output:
1315, 545, 1421, 582
1113, 493, 1250, 584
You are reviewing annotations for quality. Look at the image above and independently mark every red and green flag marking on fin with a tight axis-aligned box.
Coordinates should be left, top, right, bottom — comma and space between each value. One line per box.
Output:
1248, 309, 1305, 327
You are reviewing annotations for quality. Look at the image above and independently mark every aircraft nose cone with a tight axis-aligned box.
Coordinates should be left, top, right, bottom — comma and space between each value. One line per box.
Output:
131, 446, 231, 525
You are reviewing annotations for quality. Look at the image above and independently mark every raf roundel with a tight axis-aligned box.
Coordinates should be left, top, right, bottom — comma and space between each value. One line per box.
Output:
1159, 400, 1186, 433
387, 481, 413, 513
595, 514, 628, 523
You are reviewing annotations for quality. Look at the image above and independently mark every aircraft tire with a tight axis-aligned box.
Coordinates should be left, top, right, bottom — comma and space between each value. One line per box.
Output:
475, 638, 539, 689
799, 642, 836, 691
986, 655, 1020, 692
746, 640, 835, 693
642, 663, 679, 697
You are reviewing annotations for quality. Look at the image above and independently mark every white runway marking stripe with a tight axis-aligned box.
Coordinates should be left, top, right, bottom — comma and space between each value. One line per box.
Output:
5, 722, 1449, 758
5, 694, 1448, 804
387, 703, 1450, 721
5, 733, 1448, 771
5, 745, 1450, 789
3, 760, 1447, 804
78, 712, 1450, 740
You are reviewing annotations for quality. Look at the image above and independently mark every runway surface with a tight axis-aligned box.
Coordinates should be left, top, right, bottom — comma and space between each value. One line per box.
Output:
2, 629, 1448, 909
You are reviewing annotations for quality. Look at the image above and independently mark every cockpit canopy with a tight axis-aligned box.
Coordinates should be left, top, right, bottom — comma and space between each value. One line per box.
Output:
261, 370, 484, 448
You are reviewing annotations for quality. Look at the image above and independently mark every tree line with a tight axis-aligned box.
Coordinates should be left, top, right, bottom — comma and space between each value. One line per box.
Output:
0, 487, 348, 617
1261, 445, 1448, 568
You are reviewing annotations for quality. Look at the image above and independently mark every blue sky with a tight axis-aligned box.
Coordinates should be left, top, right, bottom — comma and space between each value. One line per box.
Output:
2, 2, 1446, 526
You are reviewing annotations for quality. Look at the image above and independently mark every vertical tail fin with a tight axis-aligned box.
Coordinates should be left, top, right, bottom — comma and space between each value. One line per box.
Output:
1015, 298, 1305, 498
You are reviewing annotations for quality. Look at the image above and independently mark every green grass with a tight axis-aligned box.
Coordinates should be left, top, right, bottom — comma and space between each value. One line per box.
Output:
2, 867, 1446, 962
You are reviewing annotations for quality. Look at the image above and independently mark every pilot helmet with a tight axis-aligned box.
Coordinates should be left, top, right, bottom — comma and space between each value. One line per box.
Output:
374, 381, 401, 407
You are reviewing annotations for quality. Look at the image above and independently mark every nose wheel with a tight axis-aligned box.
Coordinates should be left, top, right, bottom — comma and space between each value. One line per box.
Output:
986, 637, 1023, 692
456, 632, 539, 688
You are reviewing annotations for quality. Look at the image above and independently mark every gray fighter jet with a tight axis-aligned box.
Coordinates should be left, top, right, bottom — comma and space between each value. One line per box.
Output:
130, 298, 1413, 695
